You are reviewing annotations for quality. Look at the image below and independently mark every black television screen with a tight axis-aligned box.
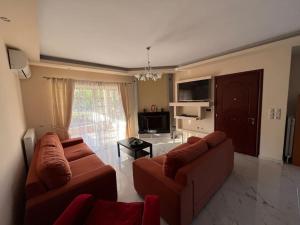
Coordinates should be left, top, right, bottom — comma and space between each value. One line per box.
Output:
178, 79, 210, 101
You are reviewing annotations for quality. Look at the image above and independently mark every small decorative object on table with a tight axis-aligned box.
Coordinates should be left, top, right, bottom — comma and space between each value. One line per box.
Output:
151, 104, 157, 112
129, 138, 143, 147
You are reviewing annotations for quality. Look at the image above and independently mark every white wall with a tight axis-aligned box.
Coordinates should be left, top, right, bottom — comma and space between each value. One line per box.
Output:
0, 37, 27, 225
175, 36, 300, 162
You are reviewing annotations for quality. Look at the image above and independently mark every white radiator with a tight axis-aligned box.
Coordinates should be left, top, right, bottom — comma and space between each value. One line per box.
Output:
23, 128, 36, 169
284, 117, 295, 162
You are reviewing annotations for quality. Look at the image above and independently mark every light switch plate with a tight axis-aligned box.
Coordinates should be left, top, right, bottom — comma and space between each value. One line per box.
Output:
275, 108, 281, 120
269, 108, 275, 119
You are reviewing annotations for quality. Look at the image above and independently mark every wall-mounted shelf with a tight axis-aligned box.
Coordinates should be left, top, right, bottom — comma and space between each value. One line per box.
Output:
169, 102, 210, 107
169, 101, 212, 134
169, 101, 210, 120
177, 128, 211, 135
171, 76, 214, 134
175, 115, 199, 120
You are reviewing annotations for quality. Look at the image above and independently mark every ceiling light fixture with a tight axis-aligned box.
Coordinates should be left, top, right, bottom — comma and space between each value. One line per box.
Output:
135, 46, 161, 81
0, 17, 11, 22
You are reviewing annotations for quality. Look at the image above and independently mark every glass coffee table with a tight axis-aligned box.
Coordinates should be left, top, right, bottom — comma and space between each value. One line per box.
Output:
117, 137, 153, 159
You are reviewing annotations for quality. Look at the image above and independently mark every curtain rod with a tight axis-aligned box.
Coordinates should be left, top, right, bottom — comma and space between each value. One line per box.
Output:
41, 76, 135, 85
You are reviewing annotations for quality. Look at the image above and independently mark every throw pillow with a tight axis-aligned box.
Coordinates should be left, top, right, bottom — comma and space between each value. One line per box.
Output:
163, 140, 208, 178
203, 131, 226, 148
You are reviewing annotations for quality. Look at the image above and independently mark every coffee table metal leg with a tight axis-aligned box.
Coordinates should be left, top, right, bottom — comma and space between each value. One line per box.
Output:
150, 145, 153, 158
134, 150, 137, 159
117, 143, 120, 157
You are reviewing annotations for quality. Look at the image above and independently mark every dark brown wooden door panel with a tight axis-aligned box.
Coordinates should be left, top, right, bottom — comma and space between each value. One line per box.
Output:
215, 70, 263, 156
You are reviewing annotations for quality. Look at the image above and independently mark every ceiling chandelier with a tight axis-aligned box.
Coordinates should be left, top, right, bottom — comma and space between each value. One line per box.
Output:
135, 46, 162, 81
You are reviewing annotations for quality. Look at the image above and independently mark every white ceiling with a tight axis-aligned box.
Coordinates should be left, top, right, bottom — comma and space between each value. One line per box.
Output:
38, 0, 300, 68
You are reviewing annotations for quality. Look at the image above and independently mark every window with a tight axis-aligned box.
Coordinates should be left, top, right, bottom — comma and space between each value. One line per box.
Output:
69, 81, 126, 150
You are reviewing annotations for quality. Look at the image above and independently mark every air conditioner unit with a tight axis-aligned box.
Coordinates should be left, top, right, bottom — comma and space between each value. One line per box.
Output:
7, 48, 31, 79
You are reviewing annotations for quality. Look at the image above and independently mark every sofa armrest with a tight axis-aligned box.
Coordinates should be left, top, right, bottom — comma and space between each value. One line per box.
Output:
133, 158, 183, 194
53, 194, 95, 225
61, 137, 84, 148
133, 158, 191, 225
25, 165, 117, 225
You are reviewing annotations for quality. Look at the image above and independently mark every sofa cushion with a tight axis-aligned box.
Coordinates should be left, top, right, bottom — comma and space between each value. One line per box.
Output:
85, 199, 144, 225
203, 131, 226, 148
152, 143, 190, 166
163, 140, 208, 178
61, 137, 84, 148
187, 136, 202, 144
40, 133, 63, 148
36, 145, 72, 189
69, 154, 105, 177
64, 143, 94, 162
169, 143, 190, 153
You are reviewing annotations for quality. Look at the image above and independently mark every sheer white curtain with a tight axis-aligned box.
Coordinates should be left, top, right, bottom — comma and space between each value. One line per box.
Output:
69, 81, 126, 150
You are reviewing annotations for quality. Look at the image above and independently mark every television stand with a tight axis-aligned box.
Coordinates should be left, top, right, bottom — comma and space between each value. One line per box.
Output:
138, 112, 170, 134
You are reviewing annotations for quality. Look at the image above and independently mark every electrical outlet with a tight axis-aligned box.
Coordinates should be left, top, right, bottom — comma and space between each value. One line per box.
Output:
275, 108, 281, 120
269, 108, 275, 120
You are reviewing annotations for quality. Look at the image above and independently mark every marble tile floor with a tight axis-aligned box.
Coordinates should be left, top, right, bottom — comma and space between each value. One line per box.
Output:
92, 138, 300, 225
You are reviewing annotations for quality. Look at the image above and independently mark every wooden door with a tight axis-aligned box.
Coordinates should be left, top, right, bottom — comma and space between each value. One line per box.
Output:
292, 96, 300, 166
215, 70, 263, 156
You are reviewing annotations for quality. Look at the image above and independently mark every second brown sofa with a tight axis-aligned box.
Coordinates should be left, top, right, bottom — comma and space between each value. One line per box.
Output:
24, 132, 117, 225
133, 131, 234, 225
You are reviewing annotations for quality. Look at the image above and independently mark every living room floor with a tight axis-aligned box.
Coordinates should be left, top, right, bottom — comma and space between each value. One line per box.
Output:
92, 137, 300, 225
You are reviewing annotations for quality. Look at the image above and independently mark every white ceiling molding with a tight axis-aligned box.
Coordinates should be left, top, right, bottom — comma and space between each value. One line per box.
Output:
29, 60, 130, 76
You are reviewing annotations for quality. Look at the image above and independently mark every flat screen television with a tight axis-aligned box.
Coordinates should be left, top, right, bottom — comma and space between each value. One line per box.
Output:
178, 79, 210, 102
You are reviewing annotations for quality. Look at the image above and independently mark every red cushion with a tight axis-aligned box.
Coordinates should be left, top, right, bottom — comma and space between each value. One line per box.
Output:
64, 143, 94, 162
142, 195, 160, 225
85, 200, 144, 225
53, 194, 95, 225
163, 140, 208, 178
203, 131, 226, 148
187, 136, 201, 144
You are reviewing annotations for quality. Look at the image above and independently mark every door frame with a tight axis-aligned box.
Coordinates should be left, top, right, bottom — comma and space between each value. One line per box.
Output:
214, 69, 264, 157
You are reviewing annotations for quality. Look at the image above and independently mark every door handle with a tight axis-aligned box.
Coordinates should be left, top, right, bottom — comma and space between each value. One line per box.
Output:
248, 117, 255, 125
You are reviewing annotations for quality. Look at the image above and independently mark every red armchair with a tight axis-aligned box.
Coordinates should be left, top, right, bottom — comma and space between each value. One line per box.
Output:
53, 194, 160, 225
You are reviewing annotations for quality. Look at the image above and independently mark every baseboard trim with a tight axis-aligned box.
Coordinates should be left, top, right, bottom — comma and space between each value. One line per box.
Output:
258, 155, 283, 164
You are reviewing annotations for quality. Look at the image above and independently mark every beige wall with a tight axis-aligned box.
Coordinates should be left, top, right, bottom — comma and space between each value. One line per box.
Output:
0, 37, 27, 225
0, 0, 39, 61
137, 74, 169, 112
21, 65, 136, 138
175, 36, 300, 162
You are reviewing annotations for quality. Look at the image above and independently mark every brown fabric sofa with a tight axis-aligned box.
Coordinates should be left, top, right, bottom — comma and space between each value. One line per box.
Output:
24, 133, 117, 225
133, 131, 234, 225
